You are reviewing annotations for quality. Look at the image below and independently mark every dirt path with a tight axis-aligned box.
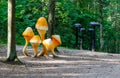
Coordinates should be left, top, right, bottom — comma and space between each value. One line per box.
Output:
0, 46, 120, 78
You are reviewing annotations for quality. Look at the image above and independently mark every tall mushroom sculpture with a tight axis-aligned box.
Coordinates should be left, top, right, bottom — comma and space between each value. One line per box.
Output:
22, 27, 34, 56
35, 17, 48, 41
42, 35, 62, 57
35, 17, 48, 57
30, 35, 41, 57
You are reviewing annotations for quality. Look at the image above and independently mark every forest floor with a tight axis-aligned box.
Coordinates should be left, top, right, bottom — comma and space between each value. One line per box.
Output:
0, 45, 120, 78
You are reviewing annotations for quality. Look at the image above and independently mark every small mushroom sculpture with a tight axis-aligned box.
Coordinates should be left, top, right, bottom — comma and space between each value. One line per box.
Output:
22, 27, 34, 56
30, 35, 41, 57
42, 35, 62, 57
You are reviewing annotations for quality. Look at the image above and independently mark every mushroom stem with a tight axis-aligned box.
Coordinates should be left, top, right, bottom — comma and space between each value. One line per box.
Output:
23, 41, 30, 56
51, 49, 58, 58
37, 30, 46, 57
31, 43, 40, 57
37, 30, 46, 41
43, 45, 49, 56
38, 45, 49, 58
37, 45, 46, 56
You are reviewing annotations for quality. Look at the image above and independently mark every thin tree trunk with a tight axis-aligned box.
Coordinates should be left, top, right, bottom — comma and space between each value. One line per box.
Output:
115, 2, 118, 53
48, 0, 55, 38
98, 0, 104, 51
48, 0, 59, 53
7, 0, 17, 61
41, 0, 45, 16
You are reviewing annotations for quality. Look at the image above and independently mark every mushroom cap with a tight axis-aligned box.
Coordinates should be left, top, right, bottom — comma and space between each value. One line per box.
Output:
35, 17, 48, 30
22, 27, 34, 37
52, 35, 62, 45
42, 38, 53, 50
30, 35, 41, 44
43, 38, 52, 45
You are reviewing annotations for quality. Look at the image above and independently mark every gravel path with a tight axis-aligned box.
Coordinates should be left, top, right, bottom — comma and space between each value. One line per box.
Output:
0, 46, 120, 78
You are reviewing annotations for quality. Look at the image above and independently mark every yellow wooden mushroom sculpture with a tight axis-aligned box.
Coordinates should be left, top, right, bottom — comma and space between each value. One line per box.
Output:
35, 17, 48, 41
22, 17, 62, 58
35, 17, 48, 57
22, 27, 34, 56
42, 35, 62, 57
30, 35, 41, 57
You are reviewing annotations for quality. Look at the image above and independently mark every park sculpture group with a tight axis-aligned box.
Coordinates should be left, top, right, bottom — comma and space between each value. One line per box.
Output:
22, 17, 62, 58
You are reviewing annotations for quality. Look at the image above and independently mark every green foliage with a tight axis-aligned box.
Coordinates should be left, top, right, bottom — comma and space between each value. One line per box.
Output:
0, 0, 120, 53
0, 1, 7, 44
15, 0, 42, 44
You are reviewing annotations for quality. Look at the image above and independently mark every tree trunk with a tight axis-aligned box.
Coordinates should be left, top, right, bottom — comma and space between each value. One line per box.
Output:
7, 0, 17, 61
48, 0, 59, 53
98, 0, 104, 51
41, 0, 45, 16
48, 0, 56, 38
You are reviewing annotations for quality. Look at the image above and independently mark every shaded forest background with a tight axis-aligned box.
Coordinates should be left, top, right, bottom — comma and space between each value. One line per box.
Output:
0, 0, 120, 53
